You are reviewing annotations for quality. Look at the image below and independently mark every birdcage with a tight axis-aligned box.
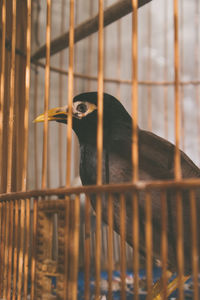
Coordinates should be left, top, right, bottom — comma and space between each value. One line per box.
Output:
0, 0, 200, 299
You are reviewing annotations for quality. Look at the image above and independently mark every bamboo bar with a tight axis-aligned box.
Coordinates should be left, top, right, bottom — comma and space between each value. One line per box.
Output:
65, 0, 74, 188
41, 0, 51, 189
84, 195, 91, 300
116, 18, 122, 98
95, 193, 102, 299
17, 199, 25, 300
86, 0, 94, 91
163, 0, 168, 139
0, 0, 6, 193
70, 194, 80, 300
107, 194, 113, 300
3, 202, 9, 299
174, 0, 181, 180
97, 0, 104, 186
34, 68, 39, 189
0, 202, 6, 297
95, 1, 104, 297
195, 0, 200, 161
174, 1, 184, 299
31, 0, 152, 60
64, 0, 74, 298
30, 198, 38, 300
132, 1, 139, 299
2, 178, 200, 202
120, 193, 126, 300
132, 192, 139, 300
6, 0, 16, 192
145, 191, 152, 300
58, 0, 65, 187
131, 0, 138, 182
147, 5, 152, 131
180, 0, 185, 151
161, 191, 168, 300
189, 189, 198, 300
22, 2, 31, 297
6, 0, 17, 297
176, 191, 184, 300
7, 201, 13, 300
12, 201, 19, 300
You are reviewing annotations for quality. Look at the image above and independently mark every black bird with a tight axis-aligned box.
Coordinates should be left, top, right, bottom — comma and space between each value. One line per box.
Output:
35, 92, 200, 277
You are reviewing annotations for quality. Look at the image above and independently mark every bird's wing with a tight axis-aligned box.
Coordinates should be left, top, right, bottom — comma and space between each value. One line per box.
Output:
139, 129, 200, 180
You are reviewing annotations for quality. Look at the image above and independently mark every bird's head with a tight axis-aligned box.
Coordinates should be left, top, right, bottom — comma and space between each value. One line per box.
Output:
34, 92, 132, 144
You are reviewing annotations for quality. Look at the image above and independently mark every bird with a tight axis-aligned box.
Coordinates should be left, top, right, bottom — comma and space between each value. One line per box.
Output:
34, 92, 200, 293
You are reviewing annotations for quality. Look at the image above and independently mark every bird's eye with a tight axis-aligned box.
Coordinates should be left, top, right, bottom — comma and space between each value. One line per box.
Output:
76, 103, 88, 113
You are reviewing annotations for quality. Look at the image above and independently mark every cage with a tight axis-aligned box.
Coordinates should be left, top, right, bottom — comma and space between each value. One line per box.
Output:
0, 0, 200, 299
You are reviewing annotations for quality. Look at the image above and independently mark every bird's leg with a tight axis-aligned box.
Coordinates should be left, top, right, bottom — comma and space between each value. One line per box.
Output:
152, 272, 190, 300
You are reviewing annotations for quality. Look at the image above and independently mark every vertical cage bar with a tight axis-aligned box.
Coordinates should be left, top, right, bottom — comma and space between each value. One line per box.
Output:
0, 202, 6, 297
173, 0, 181, 180
58, 0, 65, 187
3, 202, 9, 299
174, 1, 183, 298
64, 0, 74, 298
189, 189, 198, 300
131, 2, 139, 300
107, 193, 113, 300
95, 0, 104, 298
147, 5, 152, 131
180, 0, 185, 151
195, 0, 200, 160
42, 0, 51, 189
87, 0, 94, 91
31, 198, 38, 300
0, 0, 6, 193
145, 191, 152, 299
17, 199, 25, 300
97, 0, 104, 185
22, 2, 31, 297
161, 190, 168, 300
163, 0, 168, 139
120, 193, 126, 300
95, 193, 102, 300
6, 0, 17, 291
34, 68, 39, 189
24, 199, 30, 299
176, 190, 184, 300
12, 200, 19, 300
133, 192, 139, 300
0, 202, 3, 293
84, 194, 91, 300
6, 0, 16, 192
64, 196, 70, 300
131, 0, 139, 181
70, 195, 80, 300
22, 0, 31, 192
116, 19, 122, 98
66, 0, 74, 187
7, 200, 14, 300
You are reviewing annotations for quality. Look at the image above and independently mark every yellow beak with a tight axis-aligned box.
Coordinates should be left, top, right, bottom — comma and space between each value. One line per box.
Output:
33, 106, 68, 123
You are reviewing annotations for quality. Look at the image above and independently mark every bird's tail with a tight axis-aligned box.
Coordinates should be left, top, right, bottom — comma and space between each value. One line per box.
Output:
152, 274, 190, 300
